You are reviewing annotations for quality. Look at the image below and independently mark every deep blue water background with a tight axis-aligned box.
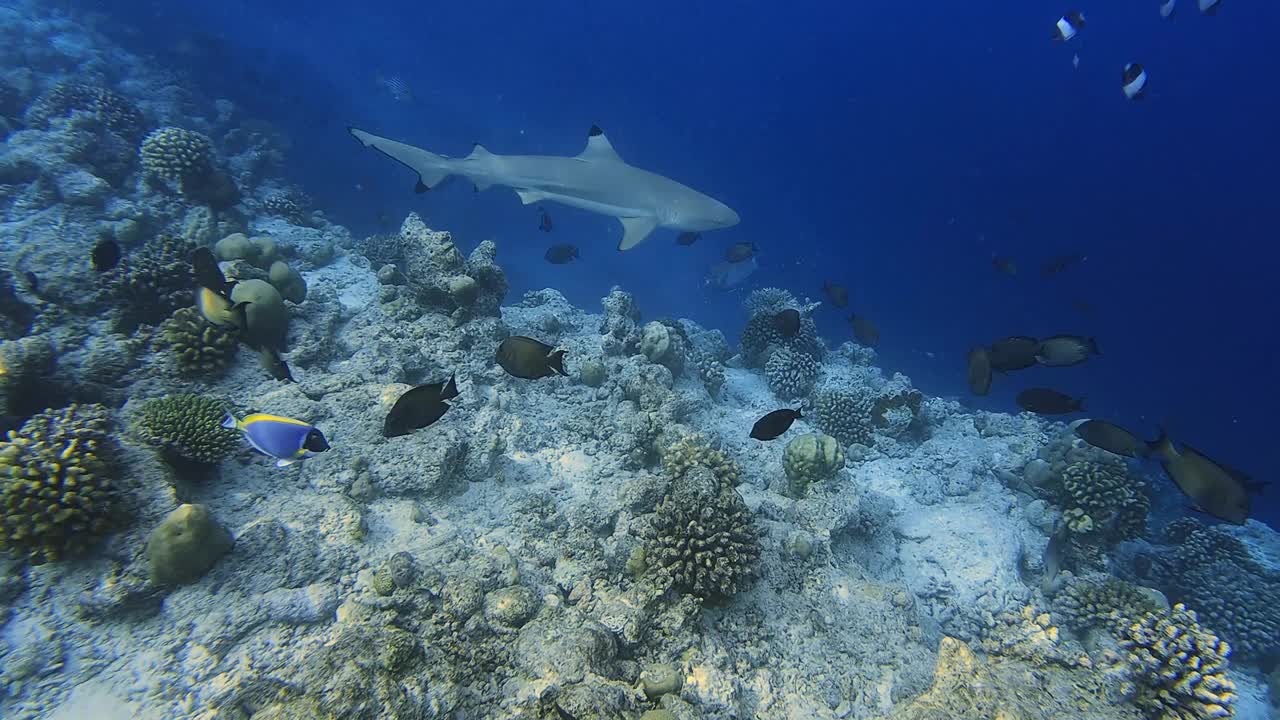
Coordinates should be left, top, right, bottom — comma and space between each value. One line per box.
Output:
90, 0, 1278, 527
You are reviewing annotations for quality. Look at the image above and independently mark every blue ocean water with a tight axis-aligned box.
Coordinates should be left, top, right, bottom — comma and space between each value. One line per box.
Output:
93, 0, 1276, 529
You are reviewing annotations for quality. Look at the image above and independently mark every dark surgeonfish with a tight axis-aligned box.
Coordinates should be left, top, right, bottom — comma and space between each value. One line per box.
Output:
1016, 388, 1084, 415
1041, 254, 1087, 278
675, 232, 701, 246
1122, 63, 1148, 101
544, 244, 580, 264
1052, 10, 1086, 41
991, 256, 1017, 276
258, 347, 295, 383
849, 314, 879, 347
773, 309, 801, 338
823, 281, 849, 308
1035, 335, 1099, 367
1072, 419, 1146, 458
538, 207, 553, 232
725, 242, 757, 263
750, 408, 802, 441
384, 374, 460, 438
988, 336, 1040, 372
966, 347, 992, 396
1148, 432, 1249, 524
91, 238, 121, 272
496, 336, 567, 379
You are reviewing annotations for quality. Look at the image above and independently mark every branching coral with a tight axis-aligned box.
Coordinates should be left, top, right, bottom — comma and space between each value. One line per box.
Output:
814, 389, 874, 447
765, 346, 820, 400
159, 306, 239, 376
1058, 460, 1150, 541
139, 126, 213, 184
133, 394, 239, 464
106, 234, 195, 332
661, 434, 740, 490
1054, 575, 1163, 637
1118, 604, 1236, 720
739, 310, 823, 367
692, 351, 725, 397
25, 81, 146, 141
0, 404, 117, 564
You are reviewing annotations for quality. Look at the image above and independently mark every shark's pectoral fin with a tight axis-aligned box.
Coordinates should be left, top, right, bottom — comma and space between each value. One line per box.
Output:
617, 216, 659, 251
348, 126, 453, 191
578, 125, 623, 164
515, 189, 548, 205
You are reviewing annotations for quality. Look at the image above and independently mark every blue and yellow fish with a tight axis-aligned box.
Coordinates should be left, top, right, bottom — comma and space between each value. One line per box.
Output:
222, 412, 330, 467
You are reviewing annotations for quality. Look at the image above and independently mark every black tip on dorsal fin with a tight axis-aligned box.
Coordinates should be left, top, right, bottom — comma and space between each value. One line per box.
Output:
415, 179, 429, 193
589, 125, 603, 137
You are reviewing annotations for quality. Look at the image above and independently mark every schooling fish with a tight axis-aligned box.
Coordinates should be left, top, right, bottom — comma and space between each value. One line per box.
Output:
1122, 63, 1148, 101
992, 256, 1017, 276
258, 347, 294, 383
1040, 254, 1087, 278
988, 336, 1040, 372
675, 232, 701, 246
823, 281, 849, 308
544, 244, 580, 264
725, 242, 757, 263
1016, 388, 1084, 415
222, 412, 330, 467
773, 309, 801, 338
1035, 335, 1099, 367
750, 408, 802, 441
384, 374, 459, 438
1148, 431, 1249, 524
1073, 419, 1146, 458
966, 347, 992, 396
849, 314, 880, 347
496, 336, 567, 379
1052, 11, 1086, 41
191, 247, 236, 299
91, 238, 121, 272
538, 207, 553, 232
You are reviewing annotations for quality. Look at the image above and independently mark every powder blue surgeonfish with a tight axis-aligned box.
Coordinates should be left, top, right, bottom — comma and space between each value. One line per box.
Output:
222, 412, 331, 467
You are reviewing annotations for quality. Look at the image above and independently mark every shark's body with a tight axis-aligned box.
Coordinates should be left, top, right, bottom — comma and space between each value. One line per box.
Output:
348, 125, 739, 250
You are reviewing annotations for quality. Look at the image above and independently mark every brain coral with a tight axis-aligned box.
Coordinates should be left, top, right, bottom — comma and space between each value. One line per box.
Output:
0, 404, 117, 564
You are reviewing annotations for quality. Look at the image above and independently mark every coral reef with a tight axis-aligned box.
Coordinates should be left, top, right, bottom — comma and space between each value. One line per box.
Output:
139, 126, 213, 186
765, 345, 820, 399
1055, 575, 1165, 637
397, 214, 507, 316
1116, 603, 1236, 720
0, 404, 117, 564
660, 433, 740, 490
0, 335, 56, 418
1056, 460, 1150, 541
106, 234, 195, 332
814, 388, 875, 447
158, 306, 239, 376
146, 503, 234, 585
132, 394, 239, 464
638, 320, 687, 376
783, 431, 845, 497
24, 81, 146, 141
739, 308, 823, 367
229, 278, 289, 351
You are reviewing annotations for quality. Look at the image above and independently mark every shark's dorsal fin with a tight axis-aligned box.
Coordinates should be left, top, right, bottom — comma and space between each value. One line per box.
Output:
467, 143, 493, 160
579, 125, 623, 163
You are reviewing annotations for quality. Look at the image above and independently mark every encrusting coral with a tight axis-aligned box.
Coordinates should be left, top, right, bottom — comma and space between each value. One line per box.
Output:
0, 404, 118, 564
133, 394, 239, 464
1117, 603, 1236, 720
159, 306, 239, 376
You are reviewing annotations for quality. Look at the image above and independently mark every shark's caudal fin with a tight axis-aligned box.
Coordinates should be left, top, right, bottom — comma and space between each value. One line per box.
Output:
348, 127, 453, 192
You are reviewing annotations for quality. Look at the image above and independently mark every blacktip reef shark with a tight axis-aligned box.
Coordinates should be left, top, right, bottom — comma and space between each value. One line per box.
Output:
347, 125, 740, 250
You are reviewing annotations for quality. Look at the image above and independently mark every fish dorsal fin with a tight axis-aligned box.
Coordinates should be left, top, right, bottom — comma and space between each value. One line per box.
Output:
578, 125, 623, 163
467, 143, 493, 160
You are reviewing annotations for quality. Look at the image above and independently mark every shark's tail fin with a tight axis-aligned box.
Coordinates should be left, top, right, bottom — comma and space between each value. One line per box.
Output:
348, 127, 453, 192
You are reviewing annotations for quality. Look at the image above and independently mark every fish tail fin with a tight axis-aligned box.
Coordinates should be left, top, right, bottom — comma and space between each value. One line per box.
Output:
347, 127, 454, 192
275, 458, 296, 468
443, 373, 460, 400
221, 412, 240, 430
794, 407, 803, 418
548, 350, 568, 376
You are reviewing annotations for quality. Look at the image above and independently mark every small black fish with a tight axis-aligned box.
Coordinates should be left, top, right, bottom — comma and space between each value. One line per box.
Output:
544, 244, 580, 264
191, 247, 236, 299
1035, 335, 1100, 367
750, 408, 802, 441
725, 242, 757, 263
258, 347, 295, 383
823, 281, 849, 308
496, 336, 567, 379
91, 238, 121, 272
966, 347, 992, 396
1041, 253, 1087, 278
22, 271, 38, 292
384, 374, 460, 438
675, 232, 701, 246
1073, 419, 1145, 458
849, 314, 880, 347
1016, 388, 1084, 415
538, 207, 553, 232
992, 256, 1017, 276
773, 309, 801, 338
988, 336, 1040, 372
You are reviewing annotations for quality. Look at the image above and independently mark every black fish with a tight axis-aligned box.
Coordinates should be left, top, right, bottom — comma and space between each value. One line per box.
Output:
773, 309, 801, 337
1073, 419, 1145, 458
1035, 335, 1099, 367
91, 238, 121, 272
1016, 388, 1083, 415
750, 408, 802, 441
1041, 254, 1087, 278
544, 244, 580, 264
988, 336, 1040, 372
992, 256, 1017, 276
725, 242, 757, 263
823, 281, 849, 308
675, 232, 701, 246
496, 336, 567, 379
966, 347, 992, 396
1149, 432, 1249, 524
191, 247, 236, 299
384, 374, 460, 438
258, 347, 295, 383
538, 207, 553, 232
849, 314, 879, 347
